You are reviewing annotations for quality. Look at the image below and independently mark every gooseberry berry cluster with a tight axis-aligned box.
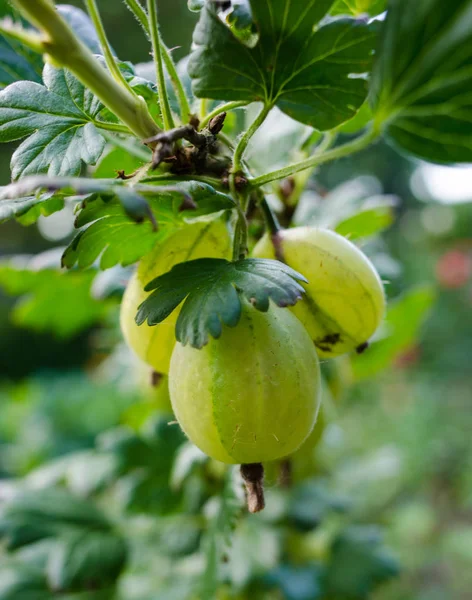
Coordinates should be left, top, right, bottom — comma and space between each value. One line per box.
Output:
121, 222, 385, 511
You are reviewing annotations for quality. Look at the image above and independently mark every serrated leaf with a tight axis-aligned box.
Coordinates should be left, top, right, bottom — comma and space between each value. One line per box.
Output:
352, 285, 436, 380
0, 264, 109, 338
324, 526, 400, 598
47, 530, 127, 592
331, 0, 387, 16
189, 1, 379, 129
0, 193, 65, 225
136, 257, 307, 348
372, 0, 472, 163
62, 182, 234, 270
0, 63, 107, 179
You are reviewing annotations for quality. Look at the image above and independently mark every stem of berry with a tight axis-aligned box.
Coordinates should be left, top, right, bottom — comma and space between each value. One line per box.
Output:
240, 463, 265, 513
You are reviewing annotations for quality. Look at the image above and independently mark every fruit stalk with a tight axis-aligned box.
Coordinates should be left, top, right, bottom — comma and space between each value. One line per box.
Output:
11, 0, 160, 140
241, 463, 265, 513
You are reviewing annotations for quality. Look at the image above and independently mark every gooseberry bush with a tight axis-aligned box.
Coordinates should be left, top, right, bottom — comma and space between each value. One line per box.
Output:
0, 0, 466, 597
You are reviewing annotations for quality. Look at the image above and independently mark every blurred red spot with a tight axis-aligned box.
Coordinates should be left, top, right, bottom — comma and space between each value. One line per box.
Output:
435, 250, 471, 289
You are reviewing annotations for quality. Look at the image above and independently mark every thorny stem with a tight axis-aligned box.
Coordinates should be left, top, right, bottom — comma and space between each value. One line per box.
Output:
147, 0, 175, 130
85, 0, 135, 95
123, 0, 149, 33
12, 0, 159, 140
230, 103, 271, 261
240, 463, 265, 513
123, 0, 191, 122
250, 126, 379, 189
200, 100, 249, 129
233, 103, 271, 174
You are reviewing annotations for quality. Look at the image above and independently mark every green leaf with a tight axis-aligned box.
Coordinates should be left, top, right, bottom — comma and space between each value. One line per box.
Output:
136, 257, 307, 348
199, 471, 242, 599
0, 2, 43, 89
188, 1, 378, 129
331, 0, 387, 16
0, 263, 109, 338
288, 481, 349, 532
334, 204, 394, 239
295, 177, 397, 240
352, 285, 436, 380
0, 565, 49, 600
0, 489, 111, 551
324, 526, 400, 598
372, 0, 472, 163
47, 530, 127, 592
0, 63, 107, 179
0, 193, 65, 225
62, 182, 233, 270
265, 564, 323, 600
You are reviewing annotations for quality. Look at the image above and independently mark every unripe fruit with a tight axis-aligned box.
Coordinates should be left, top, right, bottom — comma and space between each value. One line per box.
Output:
120, 220, 231, 374
253, 227, 385, 358
169, 303, 321, 464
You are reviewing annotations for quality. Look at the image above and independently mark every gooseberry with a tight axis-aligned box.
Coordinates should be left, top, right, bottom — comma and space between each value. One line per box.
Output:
253, 227, 385, 357
169, 302, 321, 465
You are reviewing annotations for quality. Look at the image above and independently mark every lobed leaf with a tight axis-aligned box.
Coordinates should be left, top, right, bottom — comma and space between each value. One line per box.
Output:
62, 181, 234, 270
372, 0, 472, 163
136, 257, 307, 348
188, 0, 379, 130
0, 63, 106, 179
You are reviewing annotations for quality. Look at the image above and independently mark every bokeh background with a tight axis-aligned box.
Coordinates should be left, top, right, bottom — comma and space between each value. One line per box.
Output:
0, 2, 471, 599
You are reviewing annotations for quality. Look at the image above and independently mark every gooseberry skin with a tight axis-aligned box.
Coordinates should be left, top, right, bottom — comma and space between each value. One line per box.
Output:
253, 227, 385, 358
169, 303, 321, 465
120, 220, 231, 374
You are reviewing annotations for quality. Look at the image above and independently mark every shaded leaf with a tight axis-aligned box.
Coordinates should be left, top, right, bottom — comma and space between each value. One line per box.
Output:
189, 1, 379, 129
62, 182, 233, 270
0, 489, 111, 551
372, 0, 472, 163
0, 565, 49, 600
289, 481, 349, 532
0, 263, 109, 337
324, 526, 400, 598
136, 257, 307, 348
47, 530, 127, 592
265, 564, 323, 600
0, 2, 43, 89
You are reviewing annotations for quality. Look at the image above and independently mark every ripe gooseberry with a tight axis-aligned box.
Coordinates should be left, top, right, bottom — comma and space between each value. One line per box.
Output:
253, 227, 385, 358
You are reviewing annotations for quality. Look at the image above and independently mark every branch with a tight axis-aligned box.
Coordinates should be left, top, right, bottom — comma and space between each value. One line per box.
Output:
11, 0, 159, 140
147, 0, 174, 130
250, 127, 379, 189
